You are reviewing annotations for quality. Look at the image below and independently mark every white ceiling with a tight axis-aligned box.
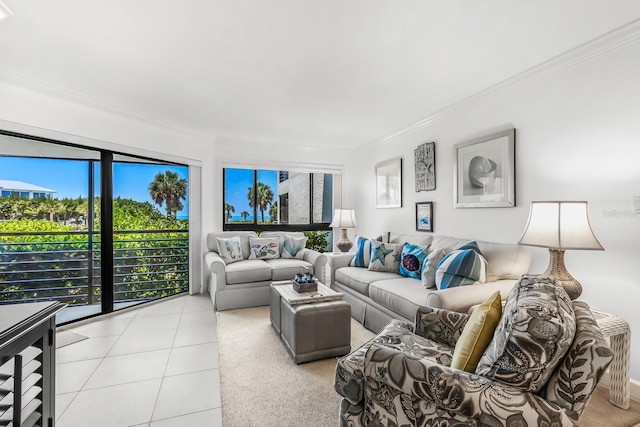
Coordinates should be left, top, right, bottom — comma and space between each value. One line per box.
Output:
1, 1, 640, 149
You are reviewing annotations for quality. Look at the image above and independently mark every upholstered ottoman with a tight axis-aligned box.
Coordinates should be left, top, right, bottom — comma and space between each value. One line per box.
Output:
270, 283, 351, 364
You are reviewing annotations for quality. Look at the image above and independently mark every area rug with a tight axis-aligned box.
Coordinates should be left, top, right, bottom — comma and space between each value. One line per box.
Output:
56, 330, 89, 348
216, 306, 640, 427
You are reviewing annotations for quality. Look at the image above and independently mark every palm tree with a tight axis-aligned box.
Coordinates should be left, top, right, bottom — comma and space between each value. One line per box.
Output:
148, 171, 187, 218
247, 182, 274, 224
268, 201, 278, 224
225, 203, 235, 223
240, 211, 250, 223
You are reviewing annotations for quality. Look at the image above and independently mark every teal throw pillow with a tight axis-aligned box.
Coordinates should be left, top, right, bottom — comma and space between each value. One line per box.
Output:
398, 243, 429, 279
368, 240, 402, 272
435, 241, 488, 290
282, 235, 307, 259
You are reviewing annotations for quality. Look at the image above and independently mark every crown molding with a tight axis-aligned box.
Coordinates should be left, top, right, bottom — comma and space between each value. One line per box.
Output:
374, 18, 640, 146
0, 67, 214, 144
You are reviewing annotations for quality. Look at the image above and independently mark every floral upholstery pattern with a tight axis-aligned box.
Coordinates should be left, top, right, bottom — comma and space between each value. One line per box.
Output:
476, 274, 576, 392
544, 301, 614, 422
335, 281, 612, 427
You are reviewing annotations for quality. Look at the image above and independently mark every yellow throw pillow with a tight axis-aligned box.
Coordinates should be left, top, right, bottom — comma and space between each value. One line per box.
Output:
450, 291, 502, 372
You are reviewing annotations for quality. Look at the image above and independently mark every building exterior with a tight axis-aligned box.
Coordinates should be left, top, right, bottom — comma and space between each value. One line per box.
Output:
277, 172, 332, 225
0, 180, 56, 199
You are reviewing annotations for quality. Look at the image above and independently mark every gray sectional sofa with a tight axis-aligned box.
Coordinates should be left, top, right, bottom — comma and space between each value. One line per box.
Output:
329, 232, 531, 333
204, 231, 327, 310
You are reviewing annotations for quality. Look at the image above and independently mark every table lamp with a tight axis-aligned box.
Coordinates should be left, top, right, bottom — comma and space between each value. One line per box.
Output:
329, 209, 358, 252
518, 201, 603, 300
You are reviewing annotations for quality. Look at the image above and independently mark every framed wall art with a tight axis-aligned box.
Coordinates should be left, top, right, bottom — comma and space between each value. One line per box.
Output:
415, 141, 435, 191
375, 157, 402, 208
454, 128, 515, 208
415, 202, 433, 232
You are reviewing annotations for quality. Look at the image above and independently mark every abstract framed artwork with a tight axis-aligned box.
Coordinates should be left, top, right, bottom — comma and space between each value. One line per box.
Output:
415, 141, 435, 191
416, 202, 433, 232
454, 128, 515, 208
375, 157, 402, 208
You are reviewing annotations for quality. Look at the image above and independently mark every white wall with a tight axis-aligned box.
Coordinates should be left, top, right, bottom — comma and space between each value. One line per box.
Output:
344, 37, 640, 379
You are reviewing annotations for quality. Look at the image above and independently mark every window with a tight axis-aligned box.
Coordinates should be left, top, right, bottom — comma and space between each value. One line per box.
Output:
223, 167, 335, 232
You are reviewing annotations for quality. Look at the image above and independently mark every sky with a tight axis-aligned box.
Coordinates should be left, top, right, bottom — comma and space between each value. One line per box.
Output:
224, 168, 278, 219
0, 157, 189, 217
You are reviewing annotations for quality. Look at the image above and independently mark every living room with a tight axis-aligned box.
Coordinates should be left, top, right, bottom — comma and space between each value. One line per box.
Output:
1, 1, 640, 426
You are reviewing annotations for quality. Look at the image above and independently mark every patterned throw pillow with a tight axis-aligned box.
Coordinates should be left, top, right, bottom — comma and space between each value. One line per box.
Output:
476, 275, 576, 392
398, 243, 429, 279
248, 237, 280, 260
351, 236, 373, 267
216, 236, 244, 264
368, 241, 402, 273
435, 241, 487, 290
421, 248, 445, 289
282, 235, 307, 259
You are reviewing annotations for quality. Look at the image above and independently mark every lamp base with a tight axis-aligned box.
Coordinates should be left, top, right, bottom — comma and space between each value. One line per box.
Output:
544, 248, 582, 300
336, 228, 352, 252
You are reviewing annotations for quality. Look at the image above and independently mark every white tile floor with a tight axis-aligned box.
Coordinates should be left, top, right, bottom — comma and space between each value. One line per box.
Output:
55, 293, 222, 427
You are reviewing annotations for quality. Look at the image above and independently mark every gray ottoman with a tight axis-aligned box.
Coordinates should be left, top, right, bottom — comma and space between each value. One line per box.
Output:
270, 286, 351, 364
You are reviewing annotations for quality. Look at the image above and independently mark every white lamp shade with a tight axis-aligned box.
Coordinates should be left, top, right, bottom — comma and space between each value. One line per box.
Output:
519, 201, 603, 250
329, 209, 358, 228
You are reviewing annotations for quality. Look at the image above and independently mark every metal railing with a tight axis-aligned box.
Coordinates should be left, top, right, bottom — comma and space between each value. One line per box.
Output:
0, 229, 189, 306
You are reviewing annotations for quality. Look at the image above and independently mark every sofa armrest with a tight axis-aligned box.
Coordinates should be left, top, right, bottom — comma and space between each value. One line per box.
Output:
364, 344, 571, 426
328, 253, 353, 285
303, 249, 327, 279
425, 279, 517, 313
413, 306, 469, 347
204, 251, 228, 293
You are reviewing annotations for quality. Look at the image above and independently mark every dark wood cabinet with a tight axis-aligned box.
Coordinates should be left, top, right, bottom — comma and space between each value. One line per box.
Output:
0, 302, 65, 427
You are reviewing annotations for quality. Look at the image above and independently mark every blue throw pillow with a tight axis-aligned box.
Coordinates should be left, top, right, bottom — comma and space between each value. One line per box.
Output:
398, 243, 429, 279
351, 236, 373, 267
435, 241, 488, 290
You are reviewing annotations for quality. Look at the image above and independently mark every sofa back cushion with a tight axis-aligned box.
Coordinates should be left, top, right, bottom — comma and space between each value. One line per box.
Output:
207, 231, 257, 260
387, 232, 432, 247
543, 301, 613, 418
476, 274, 576, 392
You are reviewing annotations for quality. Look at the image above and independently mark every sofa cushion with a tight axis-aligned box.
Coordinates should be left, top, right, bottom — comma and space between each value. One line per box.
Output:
282, 235, 307, 259
477, 241, 531, 281
368, 241, 402, 273
435, 241, 488, 289
266, 259, 314, 281
451, 291, 502, 372
225, 260, 271, 285
387, 232, 433, 247
248, 236, 280, 260
335, 267, 398, 297
476, 275, 576, 392
216, 236, 244, 264
398, 243, 429, 279
421, 248, 445, 289
369, 278, 429, 320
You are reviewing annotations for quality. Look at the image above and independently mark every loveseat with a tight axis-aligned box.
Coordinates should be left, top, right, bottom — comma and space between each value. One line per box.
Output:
329, 232, 531, 333
204, 231, 327, 310
335, 275, 613, 426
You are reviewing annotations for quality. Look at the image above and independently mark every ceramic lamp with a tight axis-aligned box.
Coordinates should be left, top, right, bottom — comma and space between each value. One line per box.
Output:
329, 209, 358, 252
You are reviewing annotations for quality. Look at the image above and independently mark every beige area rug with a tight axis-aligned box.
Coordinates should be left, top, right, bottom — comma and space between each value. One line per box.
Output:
217, 306, 640, 427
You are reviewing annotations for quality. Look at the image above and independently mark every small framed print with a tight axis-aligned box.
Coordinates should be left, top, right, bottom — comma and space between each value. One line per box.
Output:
416, 202, 433, 232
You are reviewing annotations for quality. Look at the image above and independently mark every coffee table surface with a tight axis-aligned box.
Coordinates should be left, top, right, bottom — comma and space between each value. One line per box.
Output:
271, 280, 343, 305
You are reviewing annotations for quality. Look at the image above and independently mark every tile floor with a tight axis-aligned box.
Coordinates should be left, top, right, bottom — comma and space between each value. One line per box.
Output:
55, 293, 222, 427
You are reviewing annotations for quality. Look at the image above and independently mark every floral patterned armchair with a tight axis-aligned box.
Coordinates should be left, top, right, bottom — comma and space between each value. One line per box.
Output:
335, 278, 613, 427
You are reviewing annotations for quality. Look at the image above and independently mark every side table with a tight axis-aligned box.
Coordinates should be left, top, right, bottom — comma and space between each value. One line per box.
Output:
591, 308, 631, 409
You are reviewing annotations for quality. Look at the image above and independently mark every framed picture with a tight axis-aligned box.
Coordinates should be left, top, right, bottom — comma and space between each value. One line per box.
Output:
416, 202, 433, 232
375, 157, 402, 208
415, 141, 435, 191
454, 128, 515, 208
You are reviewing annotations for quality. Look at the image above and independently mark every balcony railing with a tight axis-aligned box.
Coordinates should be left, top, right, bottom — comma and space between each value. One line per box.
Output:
0, 229, 189, 307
